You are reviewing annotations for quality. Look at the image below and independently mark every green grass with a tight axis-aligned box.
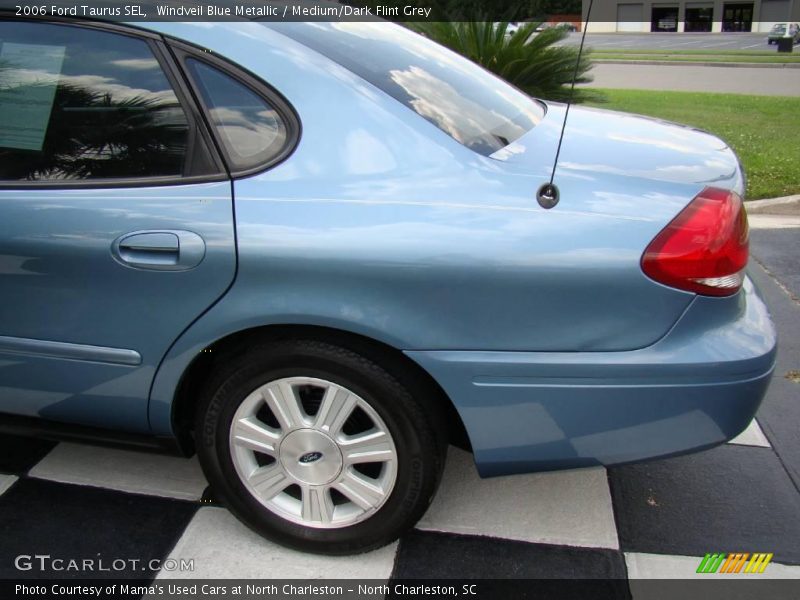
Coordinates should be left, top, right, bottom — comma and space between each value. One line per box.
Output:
590, 48, 800, 64
588, 89, 800, 199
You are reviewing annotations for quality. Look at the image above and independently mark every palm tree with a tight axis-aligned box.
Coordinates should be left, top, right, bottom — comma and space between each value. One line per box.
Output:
0, 77, 188, 181
412, 21, 604, 104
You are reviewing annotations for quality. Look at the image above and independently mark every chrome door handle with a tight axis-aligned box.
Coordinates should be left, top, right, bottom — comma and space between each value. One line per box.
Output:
119, 232, 179, 265
112, 230, 206, 271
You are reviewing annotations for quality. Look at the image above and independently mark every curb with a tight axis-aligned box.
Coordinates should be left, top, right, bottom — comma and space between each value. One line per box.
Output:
746, 195, 800, 214
748, 214, 800, 229
594, 59, 800, 69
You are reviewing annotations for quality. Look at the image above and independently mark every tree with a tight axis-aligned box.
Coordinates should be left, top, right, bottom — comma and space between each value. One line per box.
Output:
411, 21, 603, 104
0, 76, 187, 181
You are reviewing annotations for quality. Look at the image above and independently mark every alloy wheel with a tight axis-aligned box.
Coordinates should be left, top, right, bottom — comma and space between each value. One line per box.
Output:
228, 376, 398, 528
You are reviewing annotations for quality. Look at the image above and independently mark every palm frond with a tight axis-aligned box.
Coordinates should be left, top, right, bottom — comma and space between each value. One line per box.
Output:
411, 21, 606, 104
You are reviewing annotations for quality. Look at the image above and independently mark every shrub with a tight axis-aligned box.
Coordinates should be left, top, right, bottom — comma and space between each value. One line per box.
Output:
412, 21, 603, 103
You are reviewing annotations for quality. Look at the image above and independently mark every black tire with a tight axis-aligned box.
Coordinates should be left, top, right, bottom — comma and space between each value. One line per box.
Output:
195, 338, 446, 554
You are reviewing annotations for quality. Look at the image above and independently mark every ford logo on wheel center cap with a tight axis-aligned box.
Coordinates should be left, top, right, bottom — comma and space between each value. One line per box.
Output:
299, 451, 323, 464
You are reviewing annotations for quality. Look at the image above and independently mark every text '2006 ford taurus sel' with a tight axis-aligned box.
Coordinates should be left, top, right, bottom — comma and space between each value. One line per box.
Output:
0, 18, 776, 554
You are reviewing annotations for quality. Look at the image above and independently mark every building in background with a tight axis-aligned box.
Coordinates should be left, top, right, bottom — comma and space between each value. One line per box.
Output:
584, 0, 799, 32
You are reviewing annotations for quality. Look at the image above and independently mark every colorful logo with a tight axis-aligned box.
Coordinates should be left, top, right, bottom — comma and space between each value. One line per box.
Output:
696, 553, 773, 574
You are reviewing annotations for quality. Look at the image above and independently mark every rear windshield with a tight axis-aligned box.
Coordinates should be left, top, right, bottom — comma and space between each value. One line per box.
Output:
264, 22, 545, 156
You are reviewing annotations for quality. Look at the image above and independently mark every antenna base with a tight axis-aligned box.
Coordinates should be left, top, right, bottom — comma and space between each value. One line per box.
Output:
537, 183, 560, 209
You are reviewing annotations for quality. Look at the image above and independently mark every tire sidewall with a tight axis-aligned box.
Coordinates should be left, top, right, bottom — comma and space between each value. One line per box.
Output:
196, 341, 439, 553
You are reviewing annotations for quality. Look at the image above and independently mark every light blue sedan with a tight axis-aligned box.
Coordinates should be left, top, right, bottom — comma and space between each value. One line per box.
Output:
0, 18, 776, 554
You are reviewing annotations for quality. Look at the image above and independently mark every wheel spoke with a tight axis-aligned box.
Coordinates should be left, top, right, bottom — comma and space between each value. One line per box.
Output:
231, 416, 280, 455
230, 376, 400, 529
340, 430, 394, 465
249, 465, 290, 499
264, 381, 307, 431
314, 386, 357, 435
301, 485, 334, 524
335, 469, 386, 510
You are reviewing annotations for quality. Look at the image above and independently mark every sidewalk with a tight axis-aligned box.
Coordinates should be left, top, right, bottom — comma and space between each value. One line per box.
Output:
747, 195, 800, 229
586, 63, 800, 95
595, 59, 800, 69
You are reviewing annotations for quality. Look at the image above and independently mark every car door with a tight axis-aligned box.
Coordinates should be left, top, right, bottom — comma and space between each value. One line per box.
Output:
0, 20, 235, 433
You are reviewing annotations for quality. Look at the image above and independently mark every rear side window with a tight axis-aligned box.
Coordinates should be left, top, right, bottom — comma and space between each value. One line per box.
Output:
185, 59, 288, 173
0, 21, 190, 181
267, 22, 545, 156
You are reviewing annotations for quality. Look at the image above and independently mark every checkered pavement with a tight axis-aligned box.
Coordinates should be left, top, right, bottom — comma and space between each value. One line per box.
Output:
1, 417, 798, 592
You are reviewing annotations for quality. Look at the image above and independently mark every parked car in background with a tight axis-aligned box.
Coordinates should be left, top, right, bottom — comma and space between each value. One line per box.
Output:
0, 18, 776, 555
553, 22, 578, 32
534, 22, 578, 33
768, 22, 800, 44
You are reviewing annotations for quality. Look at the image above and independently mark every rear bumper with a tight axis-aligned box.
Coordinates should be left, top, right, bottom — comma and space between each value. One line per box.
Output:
407, 275, 776, 477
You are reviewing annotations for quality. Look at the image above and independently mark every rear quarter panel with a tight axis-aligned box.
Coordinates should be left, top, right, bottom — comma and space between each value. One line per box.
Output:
145, 23, 709, 436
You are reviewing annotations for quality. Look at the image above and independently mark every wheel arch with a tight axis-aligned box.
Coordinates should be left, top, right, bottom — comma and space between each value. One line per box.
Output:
170, 324, 471, 455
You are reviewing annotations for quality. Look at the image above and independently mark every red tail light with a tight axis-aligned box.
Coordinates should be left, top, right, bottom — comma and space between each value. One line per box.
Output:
641, 187, 749, 297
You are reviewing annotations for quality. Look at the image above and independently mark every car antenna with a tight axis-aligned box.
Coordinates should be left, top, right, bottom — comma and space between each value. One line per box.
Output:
536, 0, 595, 209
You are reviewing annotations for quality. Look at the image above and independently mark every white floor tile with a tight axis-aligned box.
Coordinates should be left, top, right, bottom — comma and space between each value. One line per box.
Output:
158, 507, 398, 579
0, 474, 18, 497
728, 419, 770, 448
626, 552, 800, 579
416, 447, 619, 549
28, 442, 207, 501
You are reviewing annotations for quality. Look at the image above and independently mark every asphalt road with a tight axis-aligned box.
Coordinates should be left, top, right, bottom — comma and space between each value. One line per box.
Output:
745, 200, 800, 493
748, 233, 800, 493
585, 63, 800, 95
752, 224, 800, 306
559, 32, 782, 51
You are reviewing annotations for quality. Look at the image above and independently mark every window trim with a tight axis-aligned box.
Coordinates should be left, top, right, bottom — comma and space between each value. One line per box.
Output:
166, 38, 301, 180
0, 17, 228, 190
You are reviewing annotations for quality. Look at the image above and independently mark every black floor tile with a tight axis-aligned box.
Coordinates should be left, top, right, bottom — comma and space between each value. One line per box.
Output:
609, 444, 800, 564
200, 484, 223, 506
393, 529, 628, 579
0, 432, 57, 475
0, 478, 197, 579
